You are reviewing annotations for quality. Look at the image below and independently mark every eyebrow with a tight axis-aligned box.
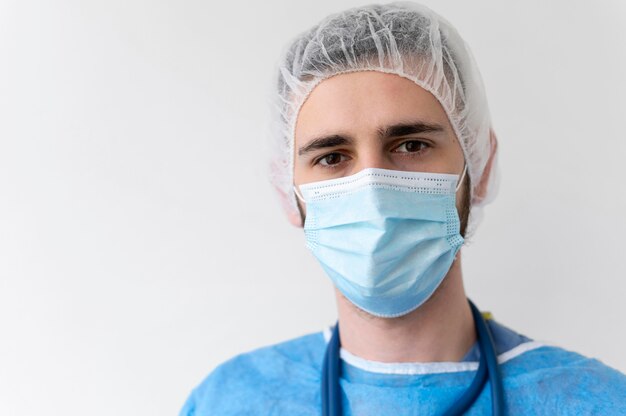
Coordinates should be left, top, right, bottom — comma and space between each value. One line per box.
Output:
297, 120, 445, 156
377, 121, 445, 138
298, 135, 351, 156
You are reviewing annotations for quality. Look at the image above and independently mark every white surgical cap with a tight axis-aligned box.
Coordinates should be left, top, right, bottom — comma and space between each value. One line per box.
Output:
269, 1, 499, 238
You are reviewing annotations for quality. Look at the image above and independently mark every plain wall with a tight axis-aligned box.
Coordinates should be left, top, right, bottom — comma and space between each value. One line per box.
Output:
0, 0, 624, 414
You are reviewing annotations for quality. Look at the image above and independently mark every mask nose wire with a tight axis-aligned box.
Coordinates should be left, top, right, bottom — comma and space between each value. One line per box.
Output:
295, 164, 467, 204
455, 163, 468, 193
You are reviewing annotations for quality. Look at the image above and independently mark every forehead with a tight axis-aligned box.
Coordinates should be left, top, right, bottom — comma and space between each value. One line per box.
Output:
294, 71, 454, 142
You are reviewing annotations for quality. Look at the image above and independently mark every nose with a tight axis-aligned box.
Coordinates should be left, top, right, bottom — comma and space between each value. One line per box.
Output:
351, 148, 394, 174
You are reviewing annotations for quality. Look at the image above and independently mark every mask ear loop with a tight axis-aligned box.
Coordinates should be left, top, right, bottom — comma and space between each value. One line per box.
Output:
455, 163, 468, 193
293, 185, 307, 204
453, 163, 468, 259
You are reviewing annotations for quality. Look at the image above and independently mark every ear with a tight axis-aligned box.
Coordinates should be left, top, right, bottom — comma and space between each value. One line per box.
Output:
472, 129, 498, 205
289, 210, 304, 227
272, 183, 305, 227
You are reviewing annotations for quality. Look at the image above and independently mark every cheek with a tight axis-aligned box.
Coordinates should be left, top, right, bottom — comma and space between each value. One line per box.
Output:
293, 165, 307, 197
293, 153, 316, 188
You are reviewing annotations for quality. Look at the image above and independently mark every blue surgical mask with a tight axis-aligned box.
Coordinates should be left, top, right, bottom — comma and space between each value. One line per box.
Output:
295, 167, 466, 318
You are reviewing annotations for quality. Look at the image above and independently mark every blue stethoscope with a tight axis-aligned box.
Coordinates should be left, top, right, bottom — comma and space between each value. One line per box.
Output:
321, 299, 505, 416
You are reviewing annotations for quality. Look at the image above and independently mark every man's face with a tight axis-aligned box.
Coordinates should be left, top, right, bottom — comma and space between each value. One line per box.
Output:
293, 71, 469, 231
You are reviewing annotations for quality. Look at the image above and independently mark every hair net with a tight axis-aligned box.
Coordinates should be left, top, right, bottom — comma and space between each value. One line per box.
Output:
269, 1, 499, 238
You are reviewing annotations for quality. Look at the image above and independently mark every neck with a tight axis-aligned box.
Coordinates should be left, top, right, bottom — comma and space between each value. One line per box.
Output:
335, 252, 475, 363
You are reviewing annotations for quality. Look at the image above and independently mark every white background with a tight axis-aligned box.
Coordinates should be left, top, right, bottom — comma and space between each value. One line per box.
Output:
1, 0, 625, 415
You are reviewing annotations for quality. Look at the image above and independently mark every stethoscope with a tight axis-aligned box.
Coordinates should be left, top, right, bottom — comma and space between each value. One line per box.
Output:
321, 299, 505, 416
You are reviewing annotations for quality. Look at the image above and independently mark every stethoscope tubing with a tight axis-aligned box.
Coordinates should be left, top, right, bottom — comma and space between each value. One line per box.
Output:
321, 298, 504, 416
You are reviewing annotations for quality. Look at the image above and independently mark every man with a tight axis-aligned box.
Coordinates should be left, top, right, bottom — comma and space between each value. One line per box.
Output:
180, 3, 626, 414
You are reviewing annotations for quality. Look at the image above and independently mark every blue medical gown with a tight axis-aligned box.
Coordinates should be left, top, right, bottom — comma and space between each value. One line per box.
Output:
179, 319, 626, 415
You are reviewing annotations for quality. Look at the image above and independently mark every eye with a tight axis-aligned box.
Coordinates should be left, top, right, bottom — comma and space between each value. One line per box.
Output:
315, 152, 346, 167
393, 140, 429, 154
